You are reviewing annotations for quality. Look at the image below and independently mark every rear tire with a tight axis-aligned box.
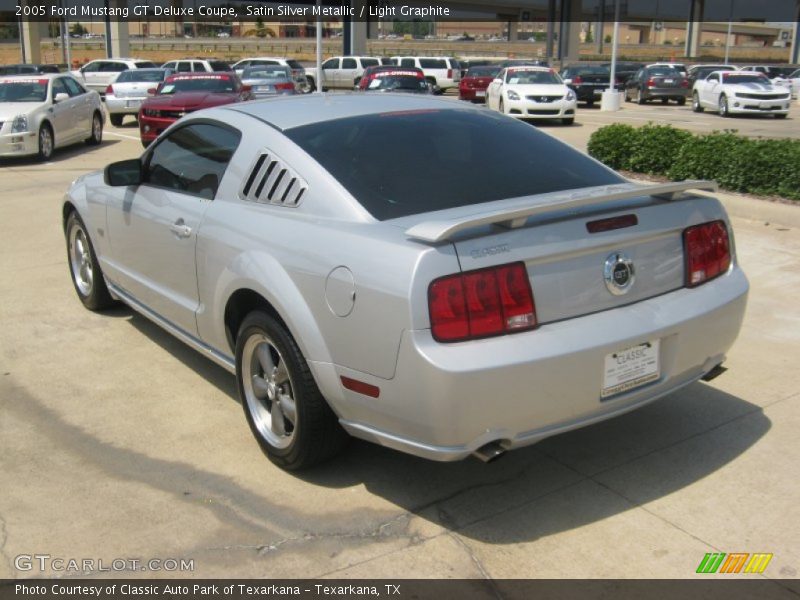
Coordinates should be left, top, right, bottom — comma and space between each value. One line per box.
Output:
692, 92, 704, 112
236, 311, 348, 470
306, 77, 316, 92
661, 97, 668, 104
109, 114, 124, 126
677, 97, 687, 106
65, 212, 115, 311
637, 89, 646, 104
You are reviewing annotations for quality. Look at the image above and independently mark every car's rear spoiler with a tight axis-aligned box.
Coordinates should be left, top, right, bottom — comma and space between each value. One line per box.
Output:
404, 180, 718, 243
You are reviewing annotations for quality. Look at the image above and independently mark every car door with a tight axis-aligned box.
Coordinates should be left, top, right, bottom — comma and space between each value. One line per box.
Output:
339, 58, 358, 88
105, 122, 241, 334
702, 73, 720, 105
48, 77, 77, 144
62, 76, 94, 136
486, 68, 505, 109
321, 58, 339, 88
80, 61, 105, 92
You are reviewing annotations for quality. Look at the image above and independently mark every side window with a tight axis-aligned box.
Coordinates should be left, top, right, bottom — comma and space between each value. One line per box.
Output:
708, 74, 719, 82
102, 62, 127, 72
51, 78, 68, 99
400, 58, 415, 67
341, 58, 357, 69
322, 58, 339, 70
63, 77, 86, 96
176, 62, 192, 72
82, 62, 102, 73
192, 62, 206, 72
144, 123, 242, 201
162, 62, 176, 70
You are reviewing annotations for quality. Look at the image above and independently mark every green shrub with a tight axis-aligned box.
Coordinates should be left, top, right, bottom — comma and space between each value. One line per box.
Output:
586, 123, 637, 170
628, 124, 693, 176
588, 124, 800, 201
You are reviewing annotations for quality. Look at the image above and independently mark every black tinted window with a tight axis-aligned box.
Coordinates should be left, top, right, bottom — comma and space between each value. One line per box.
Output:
145, 123, 241, 200
210, 61, 231, 71
361, 58, 379, 67
342, 58, 357, 69
63, 77, 85, 96
135, 62, 157, 69
419, 59, 447, 69
286, 110, 621, 220
116, 69, 167, 83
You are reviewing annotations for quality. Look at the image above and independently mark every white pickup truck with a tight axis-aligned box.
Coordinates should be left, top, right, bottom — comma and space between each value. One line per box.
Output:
305, 56, 391, 91
391, 56, 462, 93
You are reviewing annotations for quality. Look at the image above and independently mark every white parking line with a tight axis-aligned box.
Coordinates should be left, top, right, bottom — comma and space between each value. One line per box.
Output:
105, 131, 140, 141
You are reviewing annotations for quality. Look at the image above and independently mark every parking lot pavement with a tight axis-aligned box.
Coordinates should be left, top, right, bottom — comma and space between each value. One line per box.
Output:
1, 113, 799, 581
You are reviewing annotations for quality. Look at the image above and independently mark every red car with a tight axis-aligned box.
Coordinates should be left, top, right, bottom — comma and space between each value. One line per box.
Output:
138, 73, 253, 147
357, 66, 427, 91
459, 65, 501, 103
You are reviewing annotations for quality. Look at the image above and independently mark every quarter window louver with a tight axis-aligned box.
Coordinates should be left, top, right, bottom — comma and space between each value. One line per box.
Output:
240, 151, 307, 207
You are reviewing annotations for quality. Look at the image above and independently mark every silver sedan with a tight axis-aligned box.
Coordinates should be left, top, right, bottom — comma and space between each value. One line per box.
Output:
104, 68, 171, 126
240, 65, 298, 98
63, 95, 748, 470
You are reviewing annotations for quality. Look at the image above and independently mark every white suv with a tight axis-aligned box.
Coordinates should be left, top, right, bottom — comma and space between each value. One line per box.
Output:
70, 58, 158, 96
391, 56, 461, 93
305, 56, 392, 91
232, 57, 309, 92
160, 58, 232, 73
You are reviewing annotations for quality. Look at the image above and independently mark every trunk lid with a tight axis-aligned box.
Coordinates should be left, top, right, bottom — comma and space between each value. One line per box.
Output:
403, 182, 722, 325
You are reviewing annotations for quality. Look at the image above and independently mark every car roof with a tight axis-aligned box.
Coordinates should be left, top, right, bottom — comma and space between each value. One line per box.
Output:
165, 72, 235, 81
226, 93, 476, 131
1, 73, 63, 80
505, 66, 552, 72
236, 57, 289, 62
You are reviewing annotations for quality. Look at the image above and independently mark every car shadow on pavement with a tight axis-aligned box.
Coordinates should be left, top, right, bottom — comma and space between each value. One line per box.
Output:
0, 139, 121, 166
117, 306, 769, 544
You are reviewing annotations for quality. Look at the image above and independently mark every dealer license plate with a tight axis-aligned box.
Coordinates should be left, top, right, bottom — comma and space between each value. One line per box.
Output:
594, 89, 603, 96
476, 90, 485, 97
601, 339, 660, 398
125, 100, 140, 109
664, 78, 674, 84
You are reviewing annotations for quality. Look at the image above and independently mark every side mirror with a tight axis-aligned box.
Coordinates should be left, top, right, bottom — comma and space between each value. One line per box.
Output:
492, 78, 502, 84
147, 87, 157, 95
53, 92, 69, 103
104, 159, 142, 187
563, 78, 572, 85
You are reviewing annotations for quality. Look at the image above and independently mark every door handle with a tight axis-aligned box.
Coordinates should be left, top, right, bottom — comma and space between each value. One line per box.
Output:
170, 219, 192, 238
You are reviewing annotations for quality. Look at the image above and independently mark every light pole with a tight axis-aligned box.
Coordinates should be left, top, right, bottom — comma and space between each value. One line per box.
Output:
601, 0, 622, 111
724, 0, 734, 64
316, 0, 322, 93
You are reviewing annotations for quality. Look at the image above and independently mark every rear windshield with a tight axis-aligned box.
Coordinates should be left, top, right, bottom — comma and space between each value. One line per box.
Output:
209, 61, 231, 72
361, 58, 380, 67
366, 74, 428, 92
467, 66, 500, 77
135, 62, 157, 69
160, 76, 236, 94
285, 109, 622, 221
647, 67, 680, 76
419, 59, 447, 69
116, 69, 167, 82
286, 60, 304, 70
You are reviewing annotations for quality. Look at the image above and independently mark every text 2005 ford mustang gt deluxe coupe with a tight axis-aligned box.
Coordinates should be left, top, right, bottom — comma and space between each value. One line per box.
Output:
63, 95, 748, 470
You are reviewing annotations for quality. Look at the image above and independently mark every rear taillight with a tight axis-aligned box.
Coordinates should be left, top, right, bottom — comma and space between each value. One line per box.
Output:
646, 78, 656, 87
573, 75, 583, 84
105, 85, 114, 96
275, 82, 294, 90
447, 68, 453, 79
683, 220, 731, 287
428, 262, 537, 342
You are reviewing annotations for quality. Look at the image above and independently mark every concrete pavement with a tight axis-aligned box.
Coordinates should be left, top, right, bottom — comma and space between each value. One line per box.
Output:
0, 108, 798, 582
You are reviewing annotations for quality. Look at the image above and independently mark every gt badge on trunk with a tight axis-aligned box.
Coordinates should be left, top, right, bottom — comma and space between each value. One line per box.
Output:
604, 252, 635, 296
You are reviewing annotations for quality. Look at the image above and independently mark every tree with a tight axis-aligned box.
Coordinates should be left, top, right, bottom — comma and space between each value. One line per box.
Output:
71, 22, 87, 36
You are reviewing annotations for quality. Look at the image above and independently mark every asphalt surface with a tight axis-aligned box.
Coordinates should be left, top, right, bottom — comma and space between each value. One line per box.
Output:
1, 98, 799, 581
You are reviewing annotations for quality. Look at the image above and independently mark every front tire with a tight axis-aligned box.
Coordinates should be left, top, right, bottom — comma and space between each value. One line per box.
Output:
65, 212, 114, 311
498, 98, 505, 114
236, 311, 348, 470
561, 117, 575, 125
85, 111, 103, 145
37, 124, 53, 161
719, 94, 730, 117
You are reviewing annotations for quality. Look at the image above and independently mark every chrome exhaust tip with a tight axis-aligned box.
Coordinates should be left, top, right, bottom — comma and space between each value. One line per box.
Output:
472, 442, 506, 463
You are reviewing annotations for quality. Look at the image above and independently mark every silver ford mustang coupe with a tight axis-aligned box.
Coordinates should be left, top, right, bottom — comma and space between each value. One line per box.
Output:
63, 94, 748, 470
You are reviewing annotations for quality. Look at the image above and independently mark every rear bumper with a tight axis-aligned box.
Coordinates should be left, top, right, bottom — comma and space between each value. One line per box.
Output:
644, 88, 689, 99
459, 88, 487, 102
330, 267, 748, 461
105, 96, 145, 115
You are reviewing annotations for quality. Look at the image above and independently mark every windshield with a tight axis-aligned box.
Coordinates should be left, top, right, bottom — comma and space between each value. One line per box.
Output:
285, 109, 621, 221
572, 66, 610, 76
506, 70, 561, 84
647, 68, 680, 77
243, 66, 291, 80
0, 79, 48, 102
367, 74, 428, 92
159, 76, 236, 94
116, 69, 167, 83
722, 74, 771, 84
